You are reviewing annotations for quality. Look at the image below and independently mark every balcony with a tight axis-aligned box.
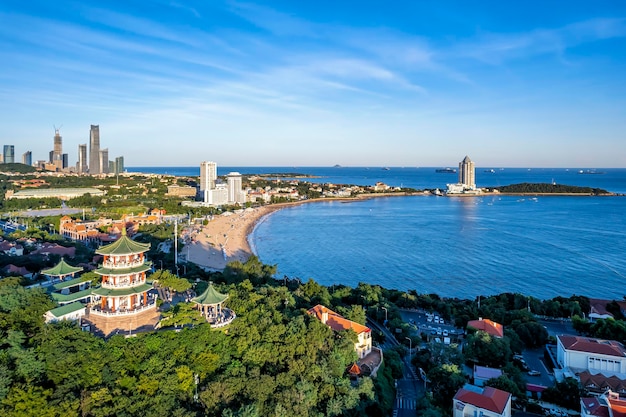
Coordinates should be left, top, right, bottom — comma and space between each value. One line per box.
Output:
90, 299, 157, 317
101, 279, 144, 289
102, 259, 144, 269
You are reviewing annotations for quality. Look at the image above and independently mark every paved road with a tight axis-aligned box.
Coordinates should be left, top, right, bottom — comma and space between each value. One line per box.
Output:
368, 318, 421, 416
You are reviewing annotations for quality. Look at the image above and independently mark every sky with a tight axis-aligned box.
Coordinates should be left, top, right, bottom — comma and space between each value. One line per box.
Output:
1, 0, 625, 168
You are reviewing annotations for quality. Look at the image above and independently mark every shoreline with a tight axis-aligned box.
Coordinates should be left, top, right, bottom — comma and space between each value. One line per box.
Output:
185, 191, 621, 271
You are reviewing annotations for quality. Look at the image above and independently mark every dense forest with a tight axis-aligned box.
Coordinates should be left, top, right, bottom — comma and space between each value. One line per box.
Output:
494, 182, 610, 195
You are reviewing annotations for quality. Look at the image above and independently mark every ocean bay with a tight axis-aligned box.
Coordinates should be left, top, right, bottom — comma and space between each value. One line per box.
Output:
250, 194, 626, 300
129, 165, 626, 299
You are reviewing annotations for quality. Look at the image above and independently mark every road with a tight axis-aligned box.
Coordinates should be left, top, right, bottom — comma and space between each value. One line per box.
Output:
368, 318, 421, 416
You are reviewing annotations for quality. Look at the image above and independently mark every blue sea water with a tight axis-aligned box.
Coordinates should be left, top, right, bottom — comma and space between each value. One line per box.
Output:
128, 166, 626, 299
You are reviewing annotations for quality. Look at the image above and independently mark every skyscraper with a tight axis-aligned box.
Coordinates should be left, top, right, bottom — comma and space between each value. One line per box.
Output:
3, 145, 14, 164
99, 148, 109, 174
62, 154, 68, 170
458, 155, 476, 190
227, 172, 245, 204
53, 128, 63, 171
78, 144, 87, 173
89, 125, 100, 174
200, 161, 218, 193
114, 156, 124, 174
22, 151, 32, 166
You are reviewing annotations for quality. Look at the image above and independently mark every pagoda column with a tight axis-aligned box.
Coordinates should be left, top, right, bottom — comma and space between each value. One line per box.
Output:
101, 296, 106, 310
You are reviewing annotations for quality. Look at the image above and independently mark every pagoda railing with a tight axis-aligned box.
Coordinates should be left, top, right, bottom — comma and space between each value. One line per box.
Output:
101, 279, 145, 289
90, 300, 157, 317
102, 259, 144, 269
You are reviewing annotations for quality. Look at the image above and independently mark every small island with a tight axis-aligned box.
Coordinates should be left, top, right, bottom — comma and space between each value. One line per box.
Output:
491, 182, 612, 196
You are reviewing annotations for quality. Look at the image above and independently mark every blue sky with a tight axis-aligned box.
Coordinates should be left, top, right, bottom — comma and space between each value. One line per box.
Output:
1, 0, 625, 167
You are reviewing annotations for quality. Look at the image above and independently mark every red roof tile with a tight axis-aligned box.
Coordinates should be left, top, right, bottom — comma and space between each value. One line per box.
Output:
582, 398, 610, 417
467, 318, 504, 338
558, 335, 626, 358
454, 386, 511, 414
307, 304, 370, 335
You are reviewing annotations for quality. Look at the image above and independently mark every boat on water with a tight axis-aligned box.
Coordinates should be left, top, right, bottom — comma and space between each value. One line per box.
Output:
484, 169, 496, 173
578, 169, 606, 174
435, 168, 456, 173
382, 167, 390, 171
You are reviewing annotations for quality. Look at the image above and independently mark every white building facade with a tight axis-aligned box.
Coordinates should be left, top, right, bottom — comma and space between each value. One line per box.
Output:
557, 335, 626, 377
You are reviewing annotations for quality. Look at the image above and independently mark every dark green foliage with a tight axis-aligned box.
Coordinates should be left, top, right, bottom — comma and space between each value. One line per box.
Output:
542, 378, 586, 410
464, 331, 512, 368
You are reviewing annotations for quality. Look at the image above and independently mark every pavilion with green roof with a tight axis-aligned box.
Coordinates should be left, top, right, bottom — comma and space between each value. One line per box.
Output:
41, 258, 83, 281
192, 283, 235, 328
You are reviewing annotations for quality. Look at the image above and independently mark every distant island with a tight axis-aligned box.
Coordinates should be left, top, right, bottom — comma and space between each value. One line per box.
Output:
493, 182, 611, 195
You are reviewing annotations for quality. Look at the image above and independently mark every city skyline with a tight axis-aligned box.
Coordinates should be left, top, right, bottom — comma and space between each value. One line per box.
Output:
1, 1, 625, 167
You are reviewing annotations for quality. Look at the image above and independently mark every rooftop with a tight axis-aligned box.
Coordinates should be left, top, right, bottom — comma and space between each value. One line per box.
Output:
48, 301, 86, 318
192, 284, 228, 305
558, 335, 626, 358
467, 318, 504, 338
307, 304, 370, 335
95, 233, 150, 256
454, 386, 511, 414
41, 259, 83, 277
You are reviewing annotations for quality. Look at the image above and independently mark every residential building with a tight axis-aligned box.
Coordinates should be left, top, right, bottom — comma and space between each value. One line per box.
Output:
453, 385, 512, 417
467, 318, 504, 338
89, 124, 100, 174
114, 156, 124, 174
578, 371, 626, 396
166, 184, 197, 198
3, 145, 14, 164
227, 172, 246, 204
22, 151, 32, 166
474, 365, 503, 387
581, 390, 626, 417
99, 148, 109, 174
307, 304, 372, 359
557, 335, 626, 377
200, 161, 218, 199
77, 144, 87, 173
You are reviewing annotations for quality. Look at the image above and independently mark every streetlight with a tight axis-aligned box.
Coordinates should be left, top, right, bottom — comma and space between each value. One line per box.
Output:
405, 337, 412, 355
381, 306, 388, 323
159, 260, 163, 270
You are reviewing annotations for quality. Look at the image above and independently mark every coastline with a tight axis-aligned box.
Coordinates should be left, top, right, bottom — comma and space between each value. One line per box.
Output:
185, 194, 420, 270
184, 190, 621, 272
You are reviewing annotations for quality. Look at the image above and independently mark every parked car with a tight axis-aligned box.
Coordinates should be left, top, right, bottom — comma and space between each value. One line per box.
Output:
528, 370, 541, 376
443, 330, 449, 337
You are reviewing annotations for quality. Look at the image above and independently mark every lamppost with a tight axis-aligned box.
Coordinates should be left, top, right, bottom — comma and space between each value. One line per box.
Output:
382, 306, 388, 323
159, 260, 163, 270
405, 337, 412, 355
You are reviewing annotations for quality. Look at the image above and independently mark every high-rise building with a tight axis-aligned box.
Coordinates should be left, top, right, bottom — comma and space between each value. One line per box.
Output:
22, 151, 32, 166
458, 155, 476, 190
99, 148, 109, 174
89, 125, 100, 174
53, 128, 63, 171
114, 156, 124, 174
3, 145, 14, 164
200, 161, 218, 196
49, 150, 54, 164
62, 153, 68, 170
227, 172, 245, 204
77, 144, 87, 173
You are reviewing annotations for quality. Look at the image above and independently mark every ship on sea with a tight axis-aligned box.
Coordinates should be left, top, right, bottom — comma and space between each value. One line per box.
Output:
435, 168, 456, 173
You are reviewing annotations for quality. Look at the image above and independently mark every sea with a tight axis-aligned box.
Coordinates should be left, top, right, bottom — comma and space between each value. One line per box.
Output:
127, 166, 626, 300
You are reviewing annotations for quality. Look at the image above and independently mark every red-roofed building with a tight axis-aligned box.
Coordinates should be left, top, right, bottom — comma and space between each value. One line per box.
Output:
581, 391, 626, 417
558, 335, 626, 377
579, 371, 626, 396
467, 318, 504, 338
308, 304, 372, 359
453, 386, 512, 417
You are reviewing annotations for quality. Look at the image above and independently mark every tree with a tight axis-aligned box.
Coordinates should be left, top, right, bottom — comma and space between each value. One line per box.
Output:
427, 363, 465, 409
464, 331, 512, 368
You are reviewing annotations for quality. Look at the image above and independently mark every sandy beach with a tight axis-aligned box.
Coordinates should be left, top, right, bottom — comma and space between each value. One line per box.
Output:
185, 205, 282, 270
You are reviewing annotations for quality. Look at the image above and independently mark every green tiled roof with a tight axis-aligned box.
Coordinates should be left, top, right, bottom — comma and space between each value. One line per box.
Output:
92, 283, 153, 297
192, 284, 228, 305
95, 235, 150, 256
48, 302, 85, 318
50, 288, 94, 304
52, 276, 90, 291
41, 259, 83, 277
94, 262, 152, 276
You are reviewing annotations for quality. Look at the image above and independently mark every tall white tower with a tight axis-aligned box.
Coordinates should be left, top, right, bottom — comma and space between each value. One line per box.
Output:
200, 161, 218, 200
458, 155, 476, 190
227, 172, 245, 204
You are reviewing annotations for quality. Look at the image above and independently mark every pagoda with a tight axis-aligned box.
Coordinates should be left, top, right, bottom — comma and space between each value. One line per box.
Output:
191, 283, 235, 328
87, 229, 159, 336
41, 258, 83, 282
